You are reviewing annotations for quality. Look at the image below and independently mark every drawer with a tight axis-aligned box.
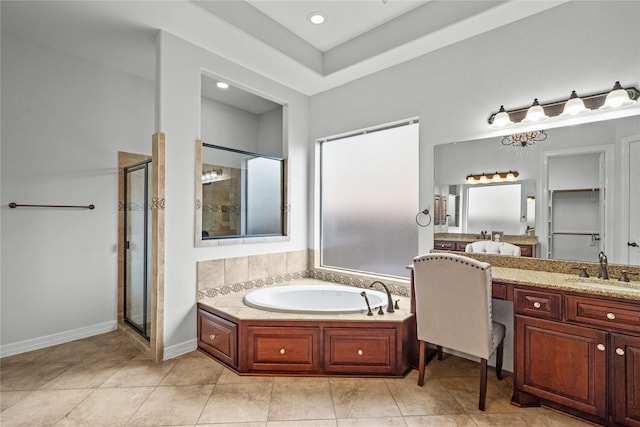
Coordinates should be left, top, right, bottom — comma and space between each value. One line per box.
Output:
247, 326, 320, 373
456, 242, 469, 252
518, 245, 534, 257
434, 240, 456, 251
566, 295, 640, 333
514, 288, 562, 320
323, 328, 396, 375
492, 282, 507, 300
198, 309, 238, 367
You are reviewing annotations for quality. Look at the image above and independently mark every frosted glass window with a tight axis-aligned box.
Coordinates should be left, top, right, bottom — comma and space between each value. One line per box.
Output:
321, 123, 419, 278
467, 184, 521, 235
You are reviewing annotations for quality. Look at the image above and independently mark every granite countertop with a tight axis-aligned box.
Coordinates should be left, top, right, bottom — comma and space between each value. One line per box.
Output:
492, 267, 640, 301
199, 278, 414, 322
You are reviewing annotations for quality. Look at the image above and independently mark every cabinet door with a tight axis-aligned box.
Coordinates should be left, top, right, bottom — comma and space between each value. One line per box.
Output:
198, 309, 238, 368
247, 326, 320, 373
515, 315, 607, 419
611, 333, 640, 427
324, 327, 397, 375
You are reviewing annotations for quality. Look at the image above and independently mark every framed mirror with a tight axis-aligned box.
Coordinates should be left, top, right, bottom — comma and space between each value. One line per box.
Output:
434, 116, 637, 263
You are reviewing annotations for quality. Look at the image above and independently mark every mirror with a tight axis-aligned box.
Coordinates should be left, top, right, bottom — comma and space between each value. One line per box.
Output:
201, 144, 285, 239
197, 73, 287, 244
434, 116, 638, 262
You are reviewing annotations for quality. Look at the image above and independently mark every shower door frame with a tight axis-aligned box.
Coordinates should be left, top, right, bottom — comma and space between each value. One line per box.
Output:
123, 159, 152, 341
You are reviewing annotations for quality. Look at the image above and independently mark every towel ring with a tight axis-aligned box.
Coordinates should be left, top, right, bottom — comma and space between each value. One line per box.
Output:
415, 209, 432, 227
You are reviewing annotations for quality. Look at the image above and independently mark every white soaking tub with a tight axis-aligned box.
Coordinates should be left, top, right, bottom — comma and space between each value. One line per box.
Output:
243, 284, 388, 314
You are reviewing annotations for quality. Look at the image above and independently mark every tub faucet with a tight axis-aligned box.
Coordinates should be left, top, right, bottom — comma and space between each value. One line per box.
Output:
370, 281, 395, 313
598, 251, 609, 280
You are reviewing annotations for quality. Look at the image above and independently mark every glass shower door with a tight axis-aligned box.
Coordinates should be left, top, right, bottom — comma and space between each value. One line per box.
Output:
124, 161, 151, 340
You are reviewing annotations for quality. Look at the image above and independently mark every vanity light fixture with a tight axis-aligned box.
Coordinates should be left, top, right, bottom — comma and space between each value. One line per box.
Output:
466, 170, 519, 185
202, 168, 224, 184
488, 81, 639, 127
501, 130, 548, 148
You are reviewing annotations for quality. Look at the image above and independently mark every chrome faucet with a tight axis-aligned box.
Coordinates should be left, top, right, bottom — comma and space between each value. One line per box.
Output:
598, 251, 609, 280
370, 281, 395, 313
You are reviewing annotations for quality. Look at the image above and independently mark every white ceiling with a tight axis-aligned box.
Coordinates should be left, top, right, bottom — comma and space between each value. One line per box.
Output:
246, 0, 430, 52
0, 1, 567, 96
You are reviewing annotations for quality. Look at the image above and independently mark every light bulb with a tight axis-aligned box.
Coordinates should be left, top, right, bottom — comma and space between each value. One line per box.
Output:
560, 91, 590, 116
522, 99, 549, 123
600, 81, 635, 110
491, 105, 513, 128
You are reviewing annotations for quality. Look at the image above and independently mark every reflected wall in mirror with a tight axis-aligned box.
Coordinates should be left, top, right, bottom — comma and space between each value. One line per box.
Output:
201, 144, 285, 239
197, 73, 288, 245
434, 115, 640, 264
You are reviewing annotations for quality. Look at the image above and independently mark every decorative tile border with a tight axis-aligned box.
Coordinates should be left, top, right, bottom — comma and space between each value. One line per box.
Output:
196, 268, 411, 301
197, 271, 309, 300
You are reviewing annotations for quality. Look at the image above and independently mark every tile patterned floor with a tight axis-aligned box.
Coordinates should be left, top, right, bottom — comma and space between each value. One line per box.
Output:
0, 331, 595, 426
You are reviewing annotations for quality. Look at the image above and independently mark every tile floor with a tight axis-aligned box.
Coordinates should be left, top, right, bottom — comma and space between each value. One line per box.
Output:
0, 331, 595, 426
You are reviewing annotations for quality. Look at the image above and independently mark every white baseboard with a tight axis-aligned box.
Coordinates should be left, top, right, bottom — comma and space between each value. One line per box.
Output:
0, 320, 118, 358
163, 338, 197, 360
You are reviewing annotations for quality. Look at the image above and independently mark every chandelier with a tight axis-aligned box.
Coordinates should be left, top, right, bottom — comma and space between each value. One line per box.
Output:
502, 130, 547, 148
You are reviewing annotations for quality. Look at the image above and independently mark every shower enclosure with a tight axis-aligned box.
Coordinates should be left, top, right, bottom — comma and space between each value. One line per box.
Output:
123, 160, 152, 340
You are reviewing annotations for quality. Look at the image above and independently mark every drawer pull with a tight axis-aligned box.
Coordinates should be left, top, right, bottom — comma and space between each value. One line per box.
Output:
209, 334, 217, 340
616, 348, 625, 356
357, 349, 364, 356
533, 302, 541, 309
606, 312, 616, 320
279, 348, 286, 355
597, 344, 606, 351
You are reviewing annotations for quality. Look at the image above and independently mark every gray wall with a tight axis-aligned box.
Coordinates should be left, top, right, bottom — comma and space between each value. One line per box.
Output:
1, 33, 154, 353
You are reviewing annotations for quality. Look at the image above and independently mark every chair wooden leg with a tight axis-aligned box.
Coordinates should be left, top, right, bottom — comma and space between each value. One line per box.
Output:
418, 340, 426, 386
437, 345, 443, 360
495, 339, 504, 381
479, 358, 488, 411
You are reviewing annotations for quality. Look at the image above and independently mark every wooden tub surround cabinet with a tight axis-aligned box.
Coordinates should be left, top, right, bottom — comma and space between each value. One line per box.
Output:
197, 283, 415, 377
409, 260, 640, 427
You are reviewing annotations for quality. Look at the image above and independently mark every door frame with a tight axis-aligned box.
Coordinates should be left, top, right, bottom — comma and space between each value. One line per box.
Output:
117, 132, 165, 361
620, 134, 640, 265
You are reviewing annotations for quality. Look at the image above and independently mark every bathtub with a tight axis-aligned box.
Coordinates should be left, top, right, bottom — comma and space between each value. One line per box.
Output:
243, 284, 388, 314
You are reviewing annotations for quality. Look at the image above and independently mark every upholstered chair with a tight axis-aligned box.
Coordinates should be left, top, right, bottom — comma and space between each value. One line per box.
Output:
465, 240, 521, 256
413, 253, 505, 411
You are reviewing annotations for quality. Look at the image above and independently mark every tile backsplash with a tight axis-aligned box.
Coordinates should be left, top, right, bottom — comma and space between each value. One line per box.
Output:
196, 249, 412, 300
197, 250, 309, 300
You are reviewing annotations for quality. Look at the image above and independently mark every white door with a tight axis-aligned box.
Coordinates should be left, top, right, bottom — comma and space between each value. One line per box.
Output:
630, 140, 640, 265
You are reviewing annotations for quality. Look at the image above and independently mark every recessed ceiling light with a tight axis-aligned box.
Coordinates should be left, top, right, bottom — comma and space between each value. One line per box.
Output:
308, 12, 326, 25
216, 82, 229, 89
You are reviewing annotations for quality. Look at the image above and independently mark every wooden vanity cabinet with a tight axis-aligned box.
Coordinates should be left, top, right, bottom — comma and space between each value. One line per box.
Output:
513, 288, 640, 426
323, 327, 397, 375
197, 309, 238, 368
197, 303, 414, 377
610, 333, 640, 426
433, 239, 536, 257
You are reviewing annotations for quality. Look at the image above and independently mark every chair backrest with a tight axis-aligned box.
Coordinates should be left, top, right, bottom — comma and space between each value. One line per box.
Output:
465, 240, 521, 256
413, 253, 496, 359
